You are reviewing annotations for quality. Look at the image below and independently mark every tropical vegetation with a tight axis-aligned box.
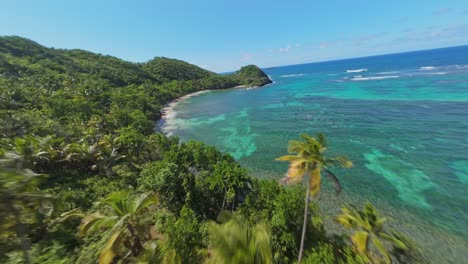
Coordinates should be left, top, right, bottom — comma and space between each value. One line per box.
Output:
0, 36, 422, 263
276, 133, 353, 262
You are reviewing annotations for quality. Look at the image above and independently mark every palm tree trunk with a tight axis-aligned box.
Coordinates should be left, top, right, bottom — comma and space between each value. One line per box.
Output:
126, 223, 143, 255
298, 178, 311, 263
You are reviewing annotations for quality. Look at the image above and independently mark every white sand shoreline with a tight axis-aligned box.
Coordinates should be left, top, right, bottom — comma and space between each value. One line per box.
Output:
159, 90, 211, 121
156, 82, 274, 131
158, 85, 253, 121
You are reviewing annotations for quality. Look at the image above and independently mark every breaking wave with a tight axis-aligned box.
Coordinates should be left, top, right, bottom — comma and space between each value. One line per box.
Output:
280, 74, 304, 78
346, 68, 368, 73
419, 66, 436, 70
351, 75, 400, 81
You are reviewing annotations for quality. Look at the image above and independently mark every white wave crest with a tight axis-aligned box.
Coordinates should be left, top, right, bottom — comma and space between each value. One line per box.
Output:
280, 74, 304, 78
421, 72, 447, 75
351, 75, 399, 81
346, 68, 368, 73
454, 64, 468, 69
377, 71, 399, 75
419, 66, 436, 70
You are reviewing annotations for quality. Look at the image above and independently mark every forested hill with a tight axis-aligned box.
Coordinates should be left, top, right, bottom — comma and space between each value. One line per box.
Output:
0, 36, 415, 264
0, 36, 271, 87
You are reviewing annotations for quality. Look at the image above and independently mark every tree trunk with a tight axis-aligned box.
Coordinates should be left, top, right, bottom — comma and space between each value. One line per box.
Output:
298, 178, 311, 263
126, 223, 143, 255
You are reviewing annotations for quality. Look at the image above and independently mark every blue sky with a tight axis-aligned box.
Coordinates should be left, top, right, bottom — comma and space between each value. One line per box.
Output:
1, 0, 467, 72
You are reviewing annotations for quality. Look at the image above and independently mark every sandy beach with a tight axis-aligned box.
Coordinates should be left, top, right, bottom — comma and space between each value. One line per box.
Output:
160, 90, 211, 121
159, 85, 252, 121
156, 83, 273, 132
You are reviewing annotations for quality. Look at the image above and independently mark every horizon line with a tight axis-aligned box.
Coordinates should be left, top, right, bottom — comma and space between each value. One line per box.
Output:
261, 44, 468, 71
1, 35, 467, 74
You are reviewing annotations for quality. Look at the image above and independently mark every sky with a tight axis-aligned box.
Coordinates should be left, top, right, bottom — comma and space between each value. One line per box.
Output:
1, 0, 468, 72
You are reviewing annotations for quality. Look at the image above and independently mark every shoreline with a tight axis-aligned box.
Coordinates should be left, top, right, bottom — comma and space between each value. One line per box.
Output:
156, 84, 267, 131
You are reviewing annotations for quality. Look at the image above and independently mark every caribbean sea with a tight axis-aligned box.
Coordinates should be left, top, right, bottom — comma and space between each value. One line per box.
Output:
161, 46, 468, 262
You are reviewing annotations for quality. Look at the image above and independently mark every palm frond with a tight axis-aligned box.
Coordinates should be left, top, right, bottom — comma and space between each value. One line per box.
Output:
48, 208, 84, 228
287, 140, 308, 154
326, 156, 353, 168
351, 231, 369, 255
253, 223, 273, 264
103, 191, 130, 216
372, 236, 391, 264
316, 133, 328, 148
80, 213, 105, 235
335, 207, 360, 228
324, 169, 342, 194
286, 161, 307, 180
380, 232, 408, 250
99, 230, 123, 264
133, 193, 159, 214
80, 213, 117, 235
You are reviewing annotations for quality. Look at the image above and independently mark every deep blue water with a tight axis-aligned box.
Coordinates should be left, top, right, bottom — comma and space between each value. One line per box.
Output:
161, 46, 468, 262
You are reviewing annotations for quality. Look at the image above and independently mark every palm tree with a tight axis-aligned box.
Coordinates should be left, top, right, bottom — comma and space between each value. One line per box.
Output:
336, 202, 408, 264
276, 133, 352, 263
208, 218, 272, 264
79, 191, 158, 264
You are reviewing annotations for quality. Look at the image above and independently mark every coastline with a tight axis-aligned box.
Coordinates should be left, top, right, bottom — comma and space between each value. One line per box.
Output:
156, 84, 267, 131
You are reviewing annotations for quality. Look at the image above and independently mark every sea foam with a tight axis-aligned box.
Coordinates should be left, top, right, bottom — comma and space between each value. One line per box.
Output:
346, 68, 368, 73
280, 74, 304, 78
419, 66, 436, 70
351, 75, 399, 81
377, 71, 399, 75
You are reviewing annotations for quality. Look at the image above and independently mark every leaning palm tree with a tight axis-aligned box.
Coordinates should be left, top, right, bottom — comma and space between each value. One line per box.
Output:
336, 202, 408, 264
208, 218, 273, 264
79, 191, 158, 264
276, 133, 352, 263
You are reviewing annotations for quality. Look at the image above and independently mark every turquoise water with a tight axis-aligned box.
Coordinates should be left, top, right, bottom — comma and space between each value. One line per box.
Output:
160, 46, 468, 261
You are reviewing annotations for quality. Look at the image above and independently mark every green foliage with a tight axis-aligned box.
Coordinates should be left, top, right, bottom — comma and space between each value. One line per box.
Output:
337, 202, 410, 264
143, 57, 215, 82
163, 206, 206, 263
302, 243, 368, 264
276, 133, 352, 196
208, 217, 273, 264
139, 161, 184, 212
139, 142, 251, 219
276, 133, 352, 263
79, 191, 159, 263
236, 64, 272, 86
238, 180, 325, 264
0, 36, 418, 264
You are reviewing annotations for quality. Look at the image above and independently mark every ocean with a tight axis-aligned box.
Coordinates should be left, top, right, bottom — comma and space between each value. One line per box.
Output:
160, 45, 468, 262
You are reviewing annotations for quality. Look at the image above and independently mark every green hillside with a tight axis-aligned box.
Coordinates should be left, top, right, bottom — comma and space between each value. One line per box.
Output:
143, 57, 216, 82
0, 37, 416, 264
